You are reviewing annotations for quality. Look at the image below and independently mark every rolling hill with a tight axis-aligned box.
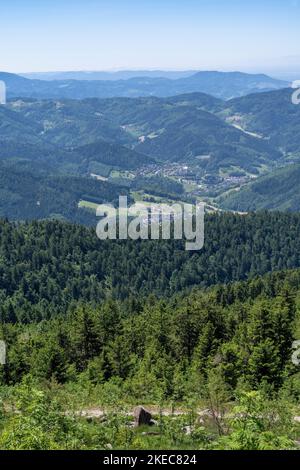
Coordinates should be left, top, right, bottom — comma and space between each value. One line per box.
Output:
219, 164, 300, 211
76, 140, 155, 171
5, 95, 282, 175
221, 88, 300, 157
1, 100, 150, 173
1, 87, 299, 218
0, 160, 131, 224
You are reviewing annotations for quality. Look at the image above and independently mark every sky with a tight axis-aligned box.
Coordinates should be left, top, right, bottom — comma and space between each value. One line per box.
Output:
0, 0, 300, 77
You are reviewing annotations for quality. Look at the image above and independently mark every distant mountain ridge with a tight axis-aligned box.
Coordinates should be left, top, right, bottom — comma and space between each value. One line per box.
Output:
0, 70, 289, 100
21, 70, 197, 81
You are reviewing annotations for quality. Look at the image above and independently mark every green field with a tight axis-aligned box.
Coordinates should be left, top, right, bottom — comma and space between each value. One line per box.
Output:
78, 200, 100, 211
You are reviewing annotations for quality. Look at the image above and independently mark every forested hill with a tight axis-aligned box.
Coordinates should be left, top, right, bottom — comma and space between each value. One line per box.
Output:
219, 164, 300, 212
222, 88, 300, 155
1, 263, 299, 402
0, 211, 300, 323
0, 162, 132, 224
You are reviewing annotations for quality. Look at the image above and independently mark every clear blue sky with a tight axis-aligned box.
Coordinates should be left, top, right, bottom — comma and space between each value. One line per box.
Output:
0, 0, 299, 75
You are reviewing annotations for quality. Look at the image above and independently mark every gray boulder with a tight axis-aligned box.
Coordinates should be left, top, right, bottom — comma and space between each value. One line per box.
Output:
134, 406, 154, 427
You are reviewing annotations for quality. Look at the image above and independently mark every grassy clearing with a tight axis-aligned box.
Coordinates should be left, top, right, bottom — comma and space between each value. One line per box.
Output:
78, 200, 100, 211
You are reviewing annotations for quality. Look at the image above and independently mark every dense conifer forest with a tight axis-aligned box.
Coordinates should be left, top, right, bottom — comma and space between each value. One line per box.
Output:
0, 212, 299, 321
0, 213, 300, 450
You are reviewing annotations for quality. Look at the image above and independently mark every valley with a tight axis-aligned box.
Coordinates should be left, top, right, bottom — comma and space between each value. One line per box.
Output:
1, 81, 298, 221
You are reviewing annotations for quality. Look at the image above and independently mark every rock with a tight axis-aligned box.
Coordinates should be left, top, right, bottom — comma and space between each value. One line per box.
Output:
149, 419, 158, 426
134, 406, 153, 427
183, 425, 193, 435
198, 409, 214, 426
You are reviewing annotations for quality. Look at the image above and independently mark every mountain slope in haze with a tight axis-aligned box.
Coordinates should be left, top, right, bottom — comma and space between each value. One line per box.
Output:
88, 95, 281, 171
0, 103, 42, 143
2, 89, 296, 207
168, 71, 289, 99
6, 96, 282, 175
0, 70, 289, 100
132, 102, 281, 170
91, 93, 223, 121
0, 104, 86, 172
8, 98, 133, 147
221, 88, 300, 157
1, 100, 149, 172
76, 140, 155, 171
219, 164, 300, 212
0, 160, 131, 224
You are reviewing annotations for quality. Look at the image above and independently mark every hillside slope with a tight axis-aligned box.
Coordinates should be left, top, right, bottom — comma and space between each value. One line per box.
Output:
6, 96, 281, 175
219, 164, 300, 211
221, 88, 300, 157
0, 161, 131, 224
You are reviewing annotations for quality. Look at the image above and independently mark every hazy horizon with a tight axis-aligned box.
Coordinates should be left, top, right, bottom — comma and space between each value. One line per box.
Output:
0, 0, 299, 77
17, 68, 300, 83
